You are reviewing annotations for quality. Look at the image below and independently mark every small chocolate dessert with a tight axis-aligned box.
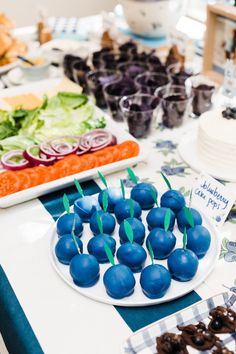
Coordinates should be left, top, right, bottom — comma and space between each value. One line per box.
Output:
212, 347, 234, 354
156, 332, 189, 354
222, 107, 236, 120
192, 84, 215, 116
177, 322, 220, 351
208, 306, 236, 334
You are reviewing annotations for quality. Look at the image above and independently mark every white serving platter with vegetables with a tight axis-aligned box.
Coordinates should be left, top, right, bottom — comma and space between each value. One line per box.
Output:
0, 79, 146, 208
49, 179, 221, 307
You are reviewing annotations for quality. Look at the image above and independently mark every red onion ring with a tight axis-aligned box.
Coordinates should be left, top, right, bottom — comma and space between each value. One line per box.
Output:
23, 146, 56, 166
1, 150, 31, 171
83, 129, 114, 152
40, 136, 79, 157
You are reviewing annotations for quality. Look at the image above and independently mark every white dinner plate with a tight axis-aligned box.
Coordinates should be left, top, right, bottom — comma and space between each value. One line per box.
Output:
6, 66, 61, 86
0, 60, 20, 75
121, 291, 236, 353
50, 197, 221, 307
0, 79, 146, 208
178, 134, 236, 183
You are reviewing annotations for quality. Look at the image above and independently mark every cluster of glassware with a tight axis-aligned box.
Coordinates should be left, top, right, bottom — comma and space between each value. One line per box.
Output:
63, 42, 216, 138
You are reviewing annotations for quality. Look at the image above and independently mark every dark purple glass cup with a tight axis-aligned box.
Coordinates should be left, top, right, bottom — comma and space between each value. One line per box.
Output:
101, 52, 130, 70
120, 94, 160, 138
72, 59, 91, 94
135, 73, 170, 95
155, 85, 192, 128
86, 70, 122, 109
119, 41, 138, 55
92, 48, 111, 69
167, 62, 196, 86
189, 75, 216, 117
118, 61, 148, 80
63, 54, 82, 81
103, 78, 139, 122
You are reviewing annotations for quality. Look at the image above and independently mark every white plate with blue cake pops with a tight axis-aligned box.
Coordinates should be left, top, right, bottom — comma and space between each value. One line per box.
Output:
49, 187, 221, 307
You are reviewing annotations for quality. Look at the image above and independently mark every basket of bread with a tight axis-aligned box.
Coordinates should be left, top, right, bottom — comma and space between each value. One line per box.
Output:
0, 13, 27, 70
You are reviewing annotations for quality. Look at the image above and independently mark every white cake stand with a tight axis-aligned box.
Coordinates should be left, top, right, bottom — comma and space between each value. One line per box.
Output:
178, 135, 236, 183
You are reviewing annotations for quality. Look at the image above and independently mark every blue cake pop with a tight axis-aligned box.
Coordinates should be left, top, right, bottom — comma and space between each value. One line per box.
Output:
140, 242, 171, 299
55, 234, 83, 265
70, 254, 100, 287
131, 183, 158, 210
90, 191, 116, 235
56, 213, 83, 237
167, 248, 199, 282
119, 217, 145, 245
74, 195, 101, 222
103, 264, 136, 299
127, 167, 158, 210
167, 228, 199, 282
117, 242, 147, 273
116, 220, 147, 272
160, 190, 185, 214
186, 225, 211, 259
87, 213, 116, 263
87, 234, 116, 263
98, 187, 123, 213
146, 207, 175, 231
97, 171, 123, 213
177, 207, 202, 233
140, 264, 171, 299
160, 171, 185, 213
89, 210, 116, 235
103, 243, 136, 299
146, 228, 176, 260
114, 179, 142, 224
114, 199, 142, 224
73, 179, 101, 222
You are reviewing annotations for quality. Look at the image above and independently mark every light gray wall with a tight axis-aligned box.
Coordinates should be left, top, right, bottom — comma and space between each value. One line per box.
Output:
1, 0, 117, 26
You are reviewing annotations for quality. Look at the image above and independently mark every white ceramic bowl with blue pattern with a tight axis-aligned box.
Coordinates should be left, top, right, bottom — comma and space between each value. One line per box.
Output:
120, 0, 185, 38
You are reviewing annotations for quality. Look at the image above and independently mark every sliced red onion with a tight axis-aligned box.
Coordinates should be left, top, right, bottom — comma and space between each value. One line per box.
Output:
76, 136, 91, 155
40, 136, 79, 158
23, 146, 56, 166
1, 150, 31, 171
83, 129, 116, 152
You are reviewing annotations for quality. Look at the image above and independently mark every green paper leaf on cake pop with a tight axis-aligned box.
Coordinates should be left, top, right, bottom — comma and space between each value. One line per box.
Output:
74, 179, 84, 197
63, 193, 70, 214
150, 188, 158, 207
161, 172, 172, 190
71, 215, 80, 253
184, 206, 195, 228
104, 242, 115, 266
127, 167, 138, 185
98, 171, 108, 188
120, 179, 125, 199
96, 213, 103, 234
183, 227, 187, 249
164, 208, 171, 232
129, 198, 135, 218
189, 189, 193, 208
147, 240, 154, 265
124, 219, 134, 244
102, 190, 108, 213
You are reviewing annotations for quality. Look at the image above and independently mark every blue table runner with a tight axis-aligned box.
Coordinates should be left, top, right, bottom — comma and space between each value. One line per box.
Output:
0, 180, 201, 354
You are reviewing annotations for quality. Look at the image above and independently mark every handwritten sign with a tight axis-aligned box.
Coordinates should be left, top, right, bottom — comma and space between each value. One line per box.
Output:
192, 173, 236, 227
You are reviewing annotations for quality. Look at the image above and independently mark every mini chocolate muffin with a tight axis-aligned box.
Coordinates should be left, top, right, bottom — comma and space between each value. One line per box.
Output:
212, 346, 234, 354
208, 306, 236, 334
156, 332, 189, 354
177, 322, 220, 351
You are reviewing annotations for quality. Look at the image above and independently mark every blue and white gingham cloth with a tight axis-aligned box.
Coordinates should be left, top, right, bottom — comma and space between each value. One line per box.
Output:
122, 292, 236, 354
